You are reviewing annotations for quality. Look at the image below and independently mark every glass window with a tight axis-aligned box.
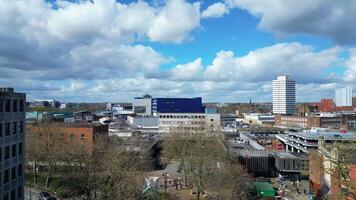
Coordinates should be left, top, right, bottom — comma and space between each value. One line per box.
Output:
12, 122, 17, 135
17, 186, 22, 198
19, 121, 23, 133
5, 123, 10, 136
18, 143, 23, 155
5, 146, 9, 160
0, 123, 2, 137
11, 144, 16, 157
0, 148, 2, 161
5, 99, 10, 112
18, 164, 22, 177
12, 99, 17, 112
81, 134, 85, 140
11, 189, 15, 200
0, 99, 3, 112
11, 167, 16, 180
19, 100, 24, 112
4, 169, 9, 183
3, 193, 8, 200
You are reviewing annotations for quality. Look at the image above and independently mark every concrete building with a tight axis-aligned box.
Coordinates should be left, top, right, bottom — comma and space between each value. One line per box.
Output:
276, 131, 356, 154
0, 88, 26, 200
155, 113, 220, 133
272, 75, 296, 115
133, 95, 152, 116
243, 113, 275, 125
335, 87, 352, 107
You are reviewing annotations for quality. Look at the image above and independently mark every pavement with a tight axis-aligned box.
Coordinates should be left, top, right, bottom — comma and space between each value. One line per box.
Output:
24, 187, 41, 200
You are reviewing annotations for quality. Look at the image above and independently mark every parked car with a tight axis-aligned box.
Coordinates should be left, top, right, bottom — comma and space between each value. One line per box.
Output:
38, 192, 56, 200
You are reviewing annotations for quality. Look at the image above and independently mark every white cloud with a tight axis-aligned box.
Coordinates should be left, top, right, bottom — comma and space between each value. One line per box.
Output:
170, 58, 204, 81
203, 43, 342, 83
344, 48, 356, 82
202, 2, 229, 19
226, 0, 356, 44
148, 0, 200, 43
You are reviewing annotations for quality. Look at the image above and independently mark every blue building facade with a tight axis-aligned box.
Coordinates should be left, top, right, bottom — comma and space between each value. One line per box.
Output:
152, 97, 204, 113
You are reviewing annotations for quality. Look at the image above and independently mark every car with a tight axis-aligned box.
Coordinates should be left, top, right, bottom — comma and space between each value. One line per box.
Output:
38, 192, 56, 200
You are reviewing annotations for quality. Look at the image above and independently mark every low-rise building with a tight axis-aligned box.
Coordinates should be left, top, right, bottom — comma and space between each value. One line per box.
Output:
309, 139, 356, 199
29, 122, 108, 154
155, 113, 220, 133
243, 113, 275, 126
275, 115, 343, 129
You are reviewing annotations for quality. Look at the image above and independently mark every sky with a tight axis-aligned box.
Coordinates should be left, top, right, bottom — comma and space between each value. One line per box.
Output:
0, 0, 356, 103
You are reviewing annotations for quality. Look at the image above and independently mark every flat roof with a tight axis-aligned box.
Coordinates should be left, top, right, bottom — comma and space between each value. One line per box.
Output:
286, 131, 356, 140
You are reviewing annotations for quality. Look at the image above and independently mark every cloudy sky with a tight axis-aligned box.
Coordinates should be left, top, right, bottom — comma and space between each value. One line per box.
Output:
0, 0, 356, 103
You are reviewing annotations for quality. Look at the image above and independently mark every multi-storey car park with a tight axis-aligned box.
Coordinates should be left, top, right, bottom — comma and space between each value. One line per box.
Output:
276, 131, 356, 154
0, 88, 25, 200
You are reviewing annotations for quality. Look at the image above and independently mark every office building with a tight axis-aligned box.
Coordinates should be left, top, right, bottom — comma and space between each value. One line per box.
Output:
318, 99, 334, 112
272, 75, 296, 115
335, 87, 352, 107
152, 97, 204, 114
155, 113, 220, 133
133, 95, 152, 116
0, 88, 26, 200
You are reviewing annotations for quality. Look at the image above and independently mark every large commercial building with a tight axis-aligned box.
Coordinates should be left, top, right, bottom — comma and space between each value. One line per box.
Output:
318, 99, 335, 112
272, 75, 296, 115
133, 95, 152, 116
335, 87, 352, 107
155, 113, 220, 132
152, 97, 204, 114
0, 88, 26, 200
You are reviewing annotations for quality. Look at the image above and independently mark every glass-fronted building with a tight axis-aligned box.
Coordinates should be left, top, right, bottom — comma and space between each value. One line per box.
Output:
152, 97, 204, 114
0, 88, 25, 200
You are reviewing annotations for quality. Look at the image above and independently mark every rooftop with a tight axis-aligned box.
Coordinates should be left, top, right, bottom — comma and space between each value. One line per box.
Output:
286, 131, 356, 141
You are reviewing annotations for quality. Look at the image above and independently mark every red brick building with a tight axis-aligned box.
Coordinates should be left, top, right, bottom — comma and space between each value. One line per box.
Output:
319, 99, 335, 112
309, 139, 356, 199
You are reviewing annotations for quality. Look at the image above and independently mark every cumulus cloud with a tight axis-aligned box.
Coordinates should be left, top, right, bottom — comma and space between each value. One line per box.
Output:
344, 48, 356, 82
148, 0, 200, 43
0, 0, 202, 81
202, 2, 229, 19
203, 43, 342, 83
226, 0, 356, 44
170, 58, 204, 81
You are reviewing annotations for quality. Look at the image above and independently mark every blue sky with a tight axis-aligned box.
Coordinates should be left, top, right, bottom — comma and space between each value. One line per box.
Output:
0, 0, 355, 103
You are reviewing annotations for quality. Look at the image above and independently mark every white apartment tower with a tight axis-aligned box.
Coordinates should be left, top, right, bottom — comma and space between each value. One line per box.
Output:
272, 75, 296, 115
335, 87, 352, 107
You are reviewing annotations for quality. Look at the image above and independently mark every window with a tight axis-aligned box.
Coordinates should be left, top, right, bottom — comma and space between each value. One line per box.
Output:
4, 169, 9, 183
18, 164, 22, 177
19, 99, 24, 112
18, 121, 23, 133
81, 134, 85, 140
11, 144, 16, 157
11, 189, 15, 200
11, 167, 16, 180
17, 186, 22, 198
12, 122, 17, 135
18, 143, 23, 155
0, 99, 3, 112
0, 123, 2, 137
3, 193, 8, 200
5, 146, 9, 160
5, 123, 10, 136
0, 148, 2, 161
5, 99, 11, 112
12, 99, 17, 112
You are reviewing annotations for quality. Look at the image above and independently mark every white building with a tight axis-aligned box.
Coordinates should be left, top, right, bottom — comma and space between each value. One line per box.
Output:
335, 87, 352, 107
272, 75, 296, 115
154, 113, 220, 133
243, 113, 275, 125
133, 95, 152, 116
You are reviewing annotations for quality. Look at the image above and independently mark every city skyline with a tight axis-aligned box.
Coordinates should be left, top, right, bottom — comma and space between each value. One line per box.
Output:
0, 0, 356, 102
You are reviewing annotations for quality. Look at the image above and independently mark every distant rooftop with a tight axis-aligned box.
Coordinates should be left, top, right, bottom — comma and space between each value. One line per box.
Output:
286, 131, 356, 141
